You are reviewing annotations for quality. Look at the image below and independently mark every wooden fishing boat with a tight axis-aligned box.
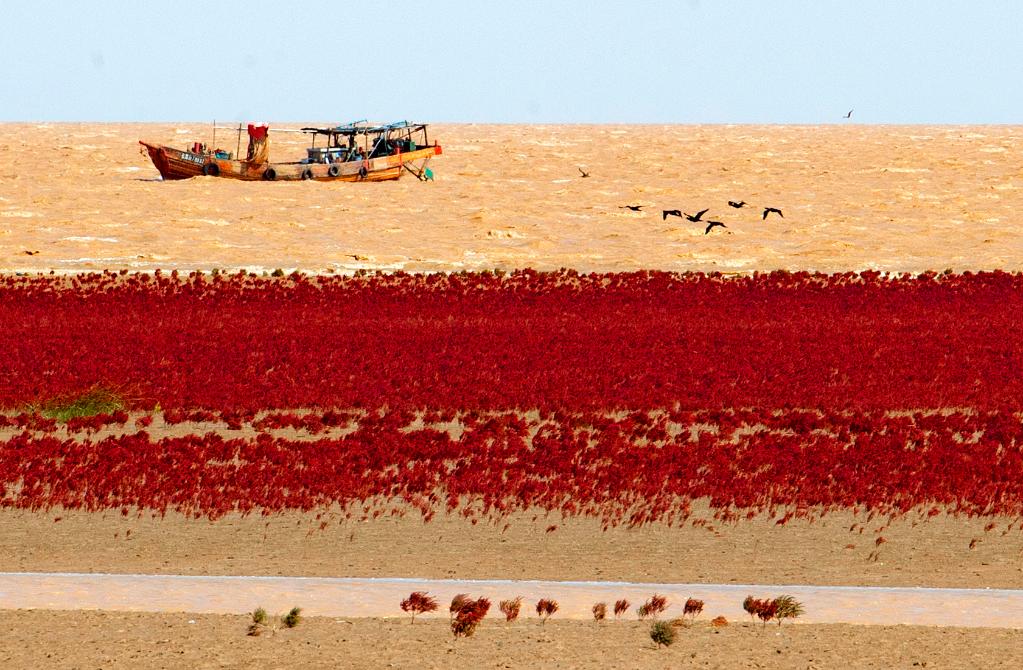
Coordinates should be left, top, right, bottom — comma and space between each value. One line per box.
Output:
139, 121, 441, 182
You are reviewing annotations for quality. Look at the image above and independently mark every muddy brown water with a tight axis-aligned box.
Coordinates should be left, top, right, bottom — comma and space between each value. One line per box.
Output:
2, 123, 1021, 274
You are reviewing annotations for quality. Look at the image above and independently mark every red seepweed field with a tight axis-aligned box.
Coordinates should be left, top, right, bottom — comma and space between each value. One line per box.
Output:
1, 269, 1022, 529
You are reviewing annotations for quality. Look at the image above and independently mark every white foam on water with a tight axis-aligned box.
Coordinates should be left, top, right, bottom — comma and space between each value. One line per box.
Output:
528, 140, 575, 147
719, 257, 759, 268
57, 257, 133, 263
61, 236, 119, 243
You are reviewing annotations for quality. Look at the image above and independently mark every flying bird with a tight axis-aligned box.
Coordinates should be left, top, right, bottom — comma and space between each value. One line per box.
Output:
620, 205, 643, 211
23, 250, 39, 255
578, 167, 590, 178
762, 207, 783, 220
662, 209, 683, 220
704, 221, 727, 235
728, 200, 747, 209
844, 109, 854, 119
685, 208, 709, 222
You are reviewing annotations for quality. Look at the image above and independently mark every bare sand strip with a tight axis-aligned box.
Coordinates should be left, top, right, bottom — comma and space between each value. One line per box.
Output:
2, 572, 1021, 628
5, 613, 1023, 670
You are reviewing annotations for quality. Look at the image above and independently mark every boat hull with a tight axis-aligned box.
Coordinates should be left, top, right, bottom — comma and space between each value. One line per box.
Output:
139, 142, 441, 182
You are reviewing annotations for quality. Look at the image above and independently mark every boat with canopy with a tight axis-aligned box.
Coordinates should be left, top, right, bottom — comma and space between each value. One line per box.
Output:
139, 121, 441, 182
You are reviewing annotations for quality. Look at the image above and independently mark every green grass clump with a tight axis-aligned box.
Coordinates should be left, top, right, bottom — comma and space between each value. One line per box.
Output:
281, 607, 302, 628
773, 595, 805, 625
248, 607, 269, 636
649, 620, 676, 648
37, 387, 125, 421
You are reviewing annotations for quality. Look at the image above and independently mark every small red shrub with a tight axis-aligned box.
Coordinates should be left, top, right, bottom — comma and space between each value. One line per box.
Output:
638, 594, 668, 620
399, 591, 438, 623
451, 597, 491, 638
499, 597, 523, 622
536, 598, 559, 624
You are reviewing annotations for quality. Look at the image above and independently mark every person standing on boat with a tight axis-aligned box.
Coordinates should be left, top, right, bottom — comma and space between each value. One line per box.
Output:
245, 124, 270, 164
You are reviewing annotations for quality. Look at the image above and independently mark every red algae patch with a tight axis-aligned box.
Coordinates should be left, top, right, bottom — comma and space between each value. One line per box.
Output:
1, 271, 1022, 527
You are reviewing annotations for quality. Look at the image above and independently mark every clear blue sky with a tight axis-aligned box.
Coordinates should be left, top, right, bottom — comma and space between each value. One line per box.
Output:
2, 0, 1021, 123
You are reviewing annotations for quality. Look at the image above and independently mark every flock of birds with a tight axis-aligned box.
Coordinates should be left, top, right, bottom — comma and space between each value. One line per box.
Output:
618, 201, 783, 235
576, 169, 784, 235
574, 108, 856, 230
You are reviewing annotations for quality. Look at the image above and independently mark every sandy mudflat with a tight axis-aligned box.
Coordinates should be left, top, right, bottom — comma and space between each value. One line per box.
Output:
2, 418, 1022, 588
1, 123, 1021, 274
1, 611, 1020, 670
2, 507, 1021, 589
2, 123, 1023, 648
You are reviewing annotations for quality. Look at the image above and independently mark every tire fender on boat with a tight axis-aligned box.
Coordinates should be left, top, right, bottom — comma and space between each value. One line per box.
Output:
202, 162, 220, 177
358, 165, 368, 179
262, 167, 277, 181
327, 164, 341, 178
300, 168, 315, 180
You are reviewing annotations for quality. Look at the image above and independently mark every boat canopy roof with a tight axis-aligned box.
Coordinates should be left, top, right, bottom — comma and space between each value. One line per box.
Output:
300, 121, 427, 138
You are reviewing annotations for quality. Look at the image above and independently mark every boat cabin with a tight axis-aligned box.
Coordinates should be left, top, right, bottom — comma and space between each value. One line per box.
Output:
300, 121, 431, 164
